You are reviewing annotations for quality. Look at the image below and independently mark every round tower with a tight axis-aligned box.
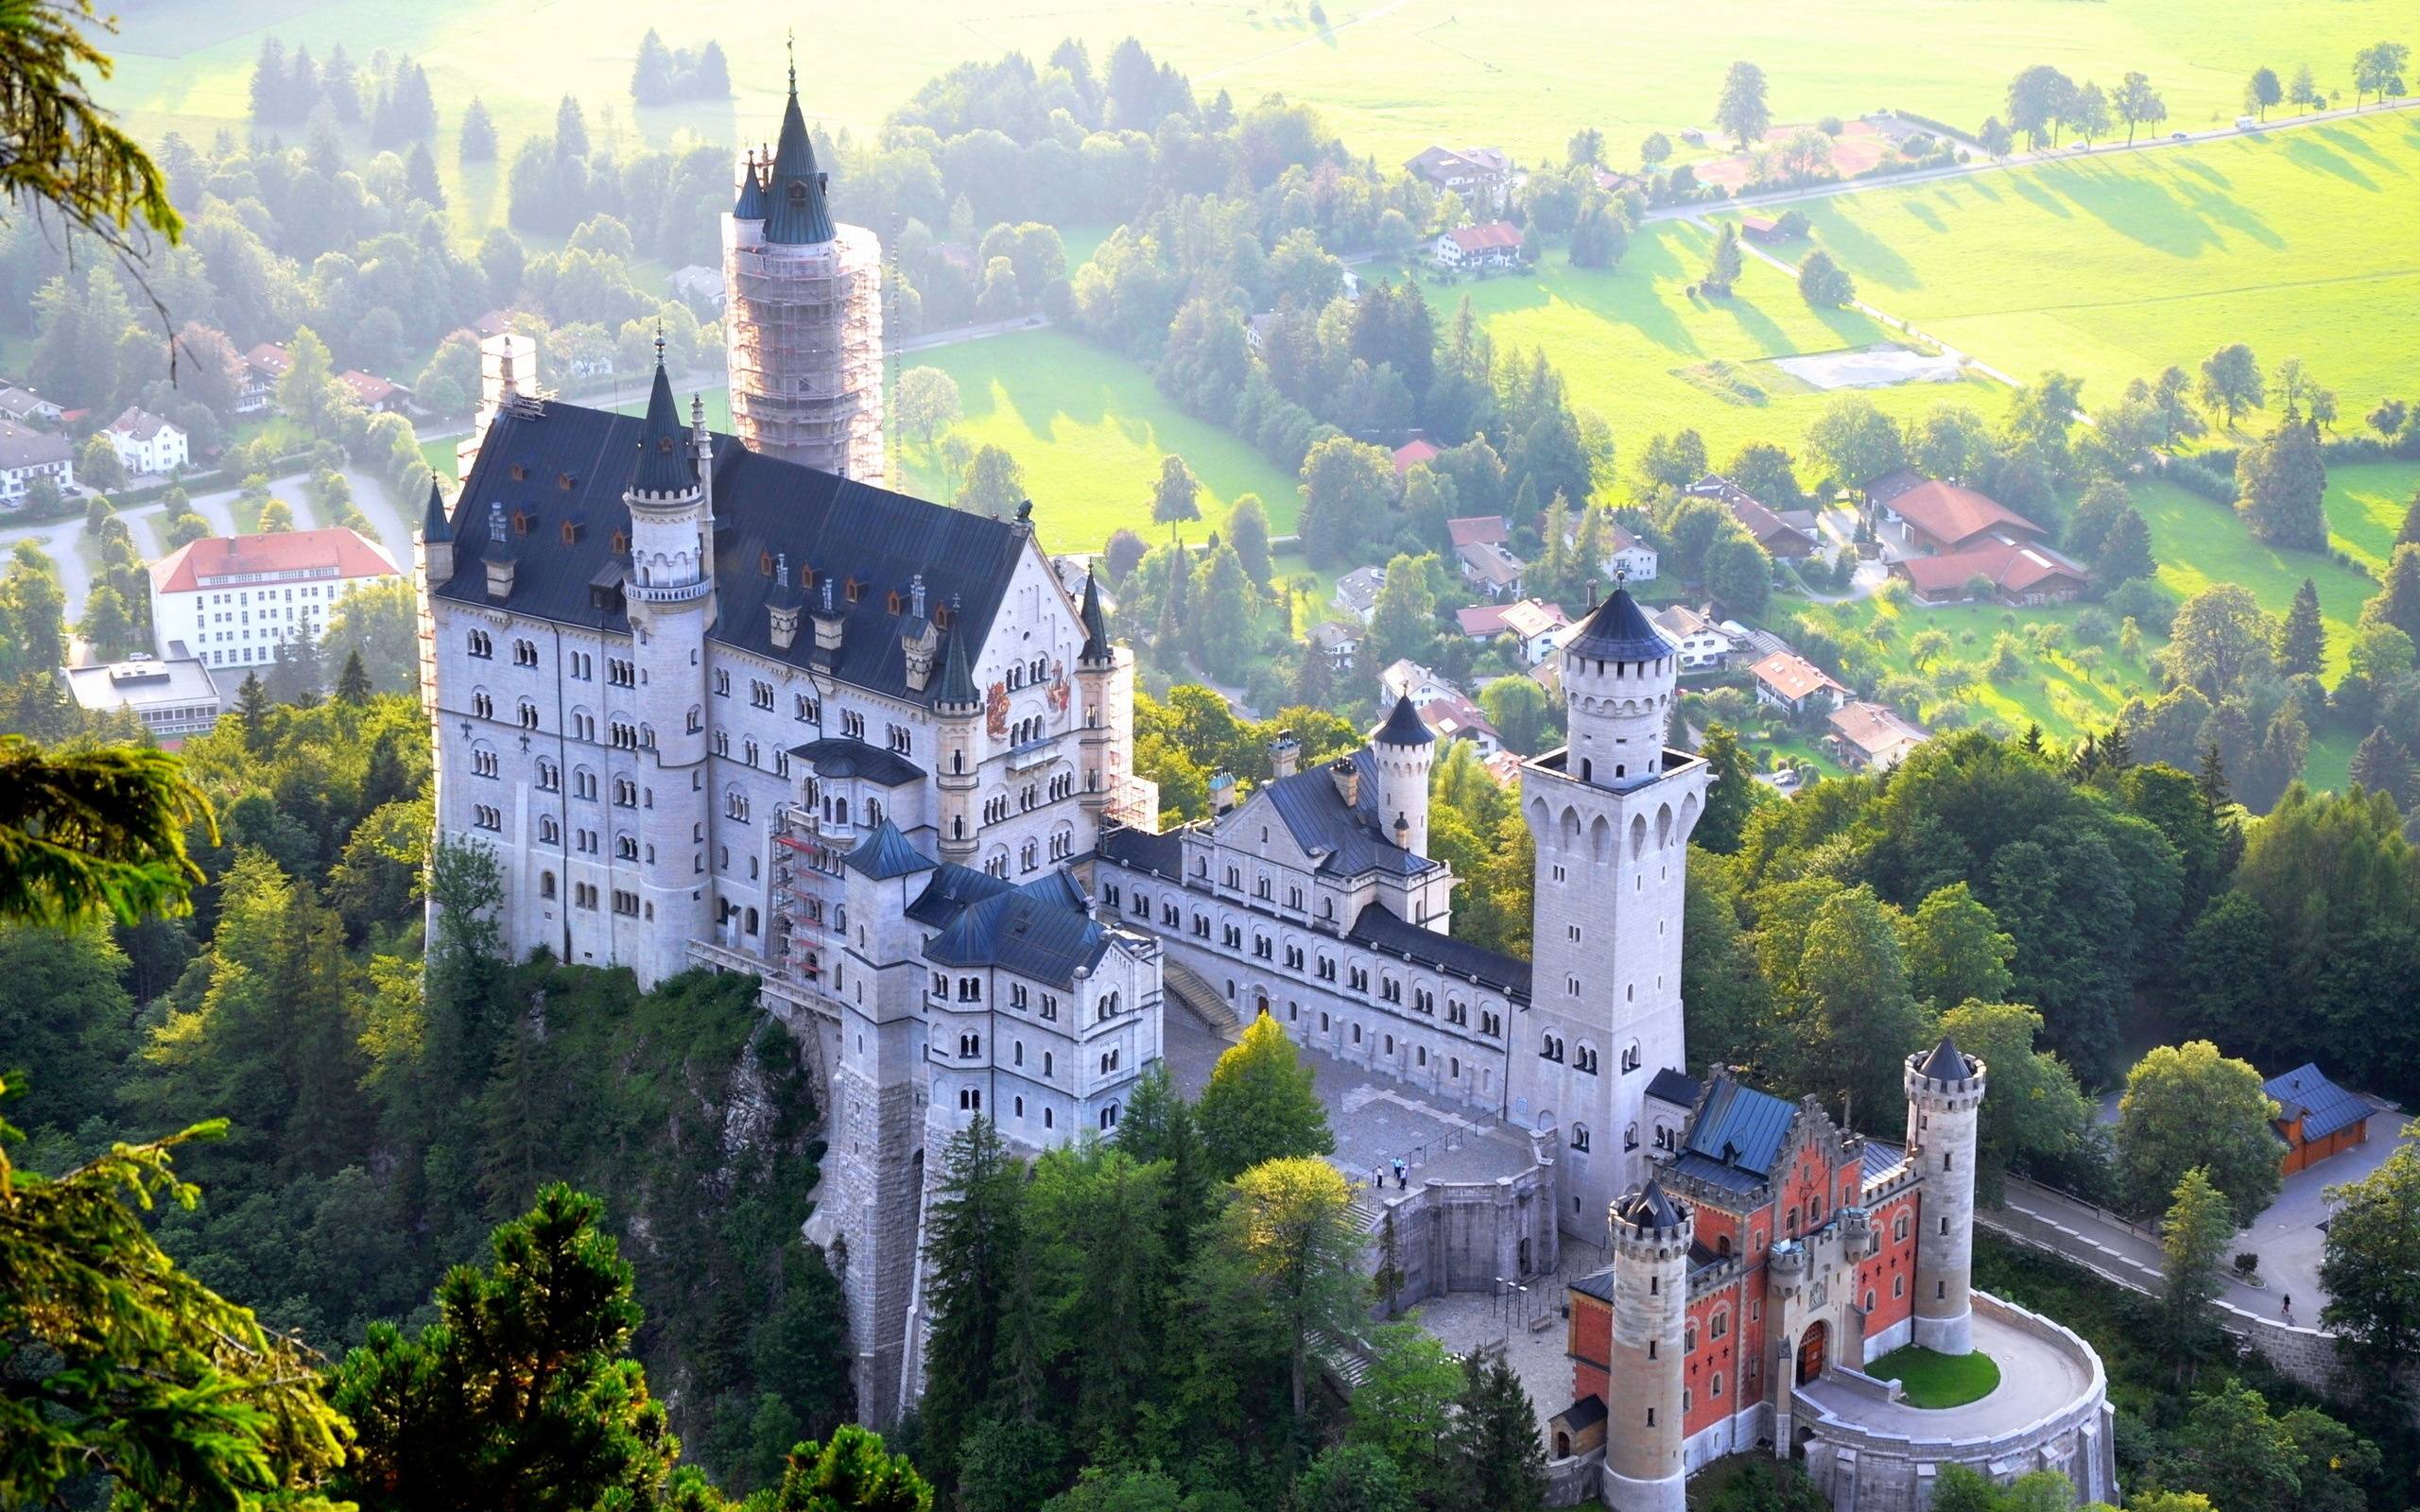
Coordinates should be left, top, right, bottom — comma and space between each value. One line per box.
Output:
1558, 587, 1676, 789
622, 348, 716, 987
1604, 1179, 1691, 1512
1372, 694, 1434, 858
1905, 1036, 1987, 1355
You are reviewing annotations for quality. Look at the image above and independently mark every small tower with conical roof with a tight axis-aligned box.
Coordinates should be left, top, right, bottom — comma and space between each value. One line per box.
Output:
1073, 567, 1135, 835
1514, 584, 1711, 1236
1905, 1035, 1987, 1354
933, 601, 984, 865
1604, 1179, 1691, 1512
1372, 694, 1435, 861
722, 47, 886, 481
622, 344, 717, 987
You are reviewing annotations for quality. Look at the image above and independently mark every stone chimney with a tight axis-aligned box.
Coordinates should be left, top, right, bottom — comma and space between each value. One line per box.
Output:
482, 501, 516, 603
1269, 728, 1300, 781
1208, 769, 1237, 816
811, 576, 845, 660
1328, 756, 1359, 808
769, 553, 804, 651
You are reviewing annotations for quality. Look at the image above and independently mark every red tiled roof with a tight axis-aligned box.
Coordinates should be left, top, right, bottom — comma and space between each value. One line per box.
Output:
107, 405, 176, 441
244, 342, 291, 375
1457, 603, 1514, 637
1393, 438, 1442, 474
148, 526, 400, 594
1444, 221, 1522, 254
1751, 650, 1846, 703
1446, 513, 1508, 547
1889, 479, 2041, 550
1826, 701, 1928, 764
1893, 539, 2088, 597
339, 369, 399, 404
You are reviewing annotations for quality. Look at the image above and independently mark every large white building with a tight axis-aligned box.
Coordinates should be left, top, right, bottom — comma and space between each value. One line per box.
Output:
0, 418, 73, 504
149, 526, 401, 672
104, 405, 189, 477
60, 652, 222, 737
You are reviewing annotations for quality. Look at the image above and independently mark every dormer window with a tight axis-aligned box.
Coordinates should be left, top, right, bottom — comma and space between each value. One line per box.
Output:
787, 180, 807, 205
611, 529, 629, 554
844, 577, 862, 603
510, 463, 528, 481
658, 436, 675, 454
759, 551, 775, 576
886, 590, 903, 614
560, 519, 583, 545
510, 508, 532, 535
557, 472, 575, 490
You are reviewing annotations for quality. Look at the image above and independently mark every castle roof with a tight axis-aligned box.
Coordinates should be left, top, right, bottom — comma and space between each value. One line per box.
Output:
1078, 568, 1110, 662
2263, 1062, 2368, 1143
1563, 587, 1668, 662
923, 870, 1121, 988
1374, 693, 1433, 747
1253, 749, 1437, 882
1918, 1035, 1969, 1082
1615, 1178, 1686, 1230
843, 819, 937, 879
629, 355, 698, 496
733, 150, 766, 220
1347, 902, 1530, 999
1668, 1074, 1797, 1194
434, 397, 1036, 708
788, 736, 924, 786
422, 477, 450, 542
762, 64, 835, 245
935, 619, 978, 706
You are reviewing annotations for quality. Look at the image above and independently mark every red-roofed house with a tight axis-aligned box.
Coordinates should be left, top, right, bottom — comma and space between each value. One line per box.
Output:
1455, 596, 1569, 663
1405, 146, 1512, 211
1447, 514, 1510, 549
1750, 649, 1849, 715
239, 342, 290, 414
1685, 474, 1819, 558
1392, 438, 1442, 475
1824, 701, 1929, 771
1881, 478, 2045, 556
1891, 539, 2089, 607
1433, 220, 1523, 271
1414, 688, 1504, 754
149, 526, 402, 673
339, 369, 406, 413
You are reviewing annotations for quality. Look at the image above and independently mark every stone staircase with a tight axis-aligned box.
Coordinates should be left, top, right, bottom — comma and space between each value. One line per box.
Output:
1159, 955, 1242, 1045
1311, 1329, 1374, 1389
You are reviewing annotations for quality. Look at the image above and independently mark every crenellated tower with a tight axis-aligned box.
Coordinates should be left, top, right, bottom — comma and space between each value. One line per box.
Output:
1372, 694, 1436, 863
1604, 1180, 1691, 1512
1905, 1036, 1986, 1354
1514, 588, 1709, 1236
621, 348, 717, 987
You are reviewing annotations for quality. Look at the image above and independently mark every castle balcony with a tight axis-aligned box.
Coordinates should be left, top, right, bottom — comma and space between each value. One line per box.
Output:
1006, 731, 1063, 774
626, 578, 711, 607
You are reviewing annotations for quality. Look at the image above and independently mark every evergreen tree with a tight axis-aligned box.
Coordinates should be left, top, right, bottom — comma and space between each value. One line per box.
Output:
1693, 723, 1757, 854
459, 97, 497, 163
2159, 1166, 2236, 1369
236, 671, 272, 752
337, 648, 374, 705
2277, 577, 2326, 677
2235, 416, 2327, 549
919, 1119, 1026, 1472
2364, 543, 2420, 644
2397, 490, 2420, 548
764, 1426, 932, 1511
249, 36, 290, 123
1444, 1345, 1547, 1512
322, 42, 361, 123
2349, 727, 2414, 808
1192, 543, 1255, 682
554, 94, 590, 159
631, 28, 676, 104
2096, 507, 2155, 586
1229, 494, 1273, 587
404, 140, 445, 208
1702, 222, 1743, 297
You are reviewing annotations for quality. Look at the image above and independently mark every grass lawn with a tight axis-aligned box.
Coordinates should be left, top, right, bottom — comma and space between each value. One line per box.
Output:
894, 328, 1302, 553
100, 0, 2402, 238
1863, 1344, 2002, 1408
2132, 479, 2379, 682
1408, 224, 2005, 462
1785, 114, 2420, 429
2323, 460, 2420, 573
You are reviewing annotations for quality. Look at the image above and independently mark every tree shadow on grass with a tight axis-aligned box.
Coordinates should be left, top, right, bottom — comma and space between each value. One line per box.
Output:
2280, 134, 2379, 191
1801, 207, 1918, 292
2314, 124, 2406, 175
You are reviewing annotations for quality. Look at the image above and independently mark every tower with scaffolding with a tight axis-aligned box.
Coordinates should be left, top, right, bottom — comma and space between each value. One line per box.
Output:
724, 57, 886, 485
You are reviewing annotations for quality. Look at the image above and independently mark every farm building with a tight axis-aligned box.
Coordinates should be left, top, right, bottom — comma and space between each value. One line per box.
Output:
1406, 145, 1513, 211
1434, 221, 1524, 271
1824, 701, 1929, 772
1686, 474, 1820, 559
1393, 438, 1442, 474
1874, 477, 2045, 556
2263, 1064, 2372, 1176
1891, 540, 2089, 607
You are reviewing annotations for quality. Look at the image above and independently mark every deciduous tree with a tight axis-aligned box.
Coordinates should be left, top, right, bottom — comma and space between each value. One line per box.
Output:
1714, 61, 1772, 150
1198, 1014, 1336, 1180
2114, 1040, 2282, 1222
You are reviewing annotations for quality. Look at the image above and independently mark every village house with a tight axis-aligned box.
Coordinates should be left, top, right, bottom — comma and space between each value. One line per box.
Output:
1686, 474, 1819, 559
1447, 514, 1510, 548
1393, 438, 1442, 475
1891, 540, 2089, 607
669, 264, 726, 309
1457, 538, 1529, 599
238, 342, 290, 415
1750, 649, 1849, 716
103, 406, 189, 477
1870, 474, 2045, 557
1560, 514, 1660, 583
1412, 687, 1503, 754
1433, 221, 1523, 272
1335, 565, 1389, 623
1377, 657, 1460, 711
2263, 1064, 2372, 1176
0, 419, 75, 504
1455, 597, 1569, 664
0, 386, 62, 426
1405, 145, 1513, 211
1652, 604, 1736, 673
339, 369, 406, 414
1307, 620, 1361, 672
1824, 701, 1929, 772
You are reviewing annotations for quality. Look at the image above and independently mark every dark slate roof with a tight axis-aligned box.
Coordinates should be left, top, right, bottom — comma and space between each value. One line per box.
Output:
1348, 902, 1530, 999
1615, 1178, 1686, 1230
1079, 569, 1110, 662
1645, 1068, 1702, 1109
843, 820, 937, 880
907, 863, 1012, 929
1859, 1139, 1906, 1184
1258, 749, 1436, 881
422, 477, 449, 541
1570, 1268, 1616, 1303
2264, 1063, 2370, 1143
935, 620, 977, 707
1678, 1075, 1796, 1187
1553, 1395, 1608, 1431
789, 737, 925, 787
763, 70, 835, 245
1098, 824, 1183, 880
435, 398, 1034, 707
629, 359, 698, 496
733, 151, 766, 219
925, 882, 1119, 989
1374, 693, 1433, 747
1019, 869, 1091, 914
1917, 1036, 1970, 1083
1564, 587, 1670, 662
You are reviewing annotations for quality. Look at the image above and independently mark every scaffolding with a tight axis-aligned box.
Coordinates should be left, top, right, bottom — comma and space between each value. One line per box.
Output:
769, 800, 848, 992
724, 222, 887, 484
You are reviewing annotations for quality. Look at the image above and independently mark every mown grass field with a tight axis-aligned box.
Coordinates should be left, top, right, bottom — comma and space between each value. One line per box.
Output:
104, 0, 2404, 229
1409, 222, 2006, 462
1780, 114, 2420, 429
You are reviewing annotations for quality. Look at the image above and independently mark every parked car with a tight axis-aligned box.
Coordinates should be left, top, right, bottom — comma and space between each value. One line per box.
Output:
2171, 131, 2189, 142
2237, 115, 2257, 130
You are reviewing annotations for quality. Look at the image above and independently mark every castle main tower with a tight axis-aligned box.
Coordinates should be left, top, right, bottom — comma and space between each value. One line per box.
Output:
1604, 1180, 1691, 1512
724, 60, 886, 482
1372, 694, 1436, 863
1905, 1037, 1986, 1354
1513, 588, 1709, 1234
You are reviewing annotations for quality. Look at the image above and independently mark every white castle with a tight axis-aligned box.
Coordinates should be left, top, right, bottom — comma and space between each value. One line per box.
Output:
419, 77, 2113, 1512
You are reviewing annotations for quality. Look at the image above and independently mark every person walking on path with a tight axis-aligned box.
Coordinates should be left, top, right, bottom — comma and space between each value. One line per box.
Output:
1392, 1158, 1408, 1190
2281, 1293, 2294, 1324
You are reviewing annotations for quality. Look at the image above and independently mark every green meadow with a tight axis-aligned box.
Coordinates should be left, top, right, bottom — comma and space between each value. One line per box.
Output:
1412, 221, 2003, 463
1778, 114, 2420, 429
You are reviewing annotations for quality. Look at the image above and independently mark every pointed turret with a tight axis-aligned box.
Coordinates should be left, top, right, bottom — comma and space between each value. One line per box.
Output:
1375, 693, 1433, 747
935, 619, 979, 711
762, 58, 835, 246
1078, 567, 1111, 664
733, 147, 767, 220
628, 343, 698, 499
421, 477, 450, 542
1919, 1035, 1970, 1083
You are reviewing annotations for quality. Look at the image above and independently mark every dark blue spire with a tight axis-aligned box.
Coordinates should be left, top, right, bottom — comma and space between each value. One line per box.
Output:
762, 50, 835, 246
1564, 586, 1669, 662
1078, 567, 1110, 663
1374, 694, 1431, 747
628, 343, 698, 497
733, 146, 766, 219
421, 477, 449, 541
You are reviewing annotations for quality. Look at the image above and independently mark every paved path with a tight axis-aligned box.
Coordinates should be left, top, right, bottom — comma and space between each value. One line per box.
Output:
1799, 1305, 2089, 1436
1640, 96, 2420, 227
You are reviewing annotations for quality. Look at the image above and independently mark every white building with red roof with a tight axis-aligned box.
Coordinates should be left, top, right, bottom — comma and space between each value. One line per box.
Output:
104, 406, 188, 476
1749, 649, 1849, 716
238, 342, 290, 415
1433, 220, 1523, 271
148, 526, 401, 673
